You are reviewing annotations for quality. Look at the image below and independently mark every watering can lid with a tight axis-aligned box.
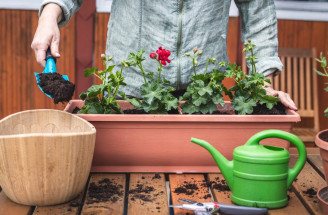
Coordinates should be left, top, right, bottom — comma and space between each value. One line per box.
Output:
233, 145, 290, 164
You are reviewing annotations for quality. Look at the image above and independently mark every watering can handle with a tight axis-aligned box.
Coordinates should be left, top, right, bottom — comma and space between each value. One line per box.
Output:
244, 129, 306, 188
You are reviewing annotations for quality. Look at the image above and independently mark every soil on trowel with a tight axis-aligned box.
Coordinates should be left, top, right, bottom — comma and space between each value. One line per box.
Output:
249, 102, 286, 115
86, 178, 124, 204
38, 73, 75, 104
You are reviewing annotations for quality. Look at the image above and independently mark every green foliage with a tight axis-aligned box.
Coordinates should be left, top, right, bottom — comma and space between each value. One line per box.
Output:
220, 40, 280, 115
315, 52, 328, 117
78, 55, 128, 114
180, 49, 226, 114
126, 50, 178, 114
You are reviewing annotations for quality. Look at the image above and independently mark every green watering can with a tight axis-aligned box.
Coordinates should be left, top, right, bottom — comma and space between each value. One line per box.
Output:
191, 129, 306, 209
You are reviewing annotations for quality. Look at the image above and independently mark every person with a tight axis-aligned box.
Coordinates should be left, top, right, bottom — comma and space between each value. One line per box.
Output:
31, 0, 298, 111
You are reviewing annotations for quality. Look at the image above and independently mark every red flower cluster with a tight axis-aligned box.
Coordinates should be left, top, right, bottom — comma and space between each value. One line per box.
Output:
149, 47, 171, 66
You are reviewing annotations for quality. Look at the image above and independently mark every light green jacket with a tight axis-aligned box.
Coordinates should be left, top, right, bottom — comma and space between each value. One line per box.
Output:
41, 0, 283, 98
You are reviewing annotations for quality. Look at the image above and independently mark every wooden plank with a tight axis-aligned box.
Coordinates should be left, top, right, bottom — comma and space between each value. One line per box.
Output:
280, 56, 286, 92
0, 192, 33, 215
292, 56, 299, 108
128, 173, 169, 215
169, 174, 211, 215
287, 56, 292, 96
305, 57, 312, 111
81, 174, 126, 215
290, 156, 326, 215
269, 191, 310, 215
208, 173, 232, 206
208, 173, 309, 215
307, 154, 325, 177
299, 57, 305, 111
33, 192, 84, 215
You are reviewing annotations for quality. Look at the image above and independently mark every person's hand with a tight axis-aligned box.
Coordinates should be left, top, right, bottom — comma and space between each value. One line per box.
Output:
265, 86, 298, 111
31, 3, 63, 67
264, 74, 297, 111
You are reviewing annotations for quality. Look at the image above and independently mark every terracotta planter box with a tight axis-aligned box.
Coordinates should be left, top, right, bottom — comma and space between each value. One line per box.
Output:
64, 100, 300, 173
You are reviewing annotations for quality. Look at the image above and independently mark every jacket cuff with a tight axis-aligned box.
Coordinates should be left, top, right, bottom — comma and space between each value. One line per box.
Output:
255, 57, 283, 77
39, 0, 74, 27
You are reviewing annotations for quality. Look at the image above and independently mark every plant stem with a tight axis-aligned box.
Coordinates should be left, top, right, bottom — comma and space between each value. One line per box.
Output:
192, 57, 196, 76
111, 64, 124, 102
204, 58, 210, 76
250, 49, 256, 73
158, 61, 162, 82
138, 63, 147, 83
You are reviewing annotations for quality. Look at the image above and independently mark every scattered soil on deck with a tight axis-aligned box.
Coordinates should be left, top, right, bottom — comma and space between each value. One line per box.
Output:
303, 188, 317, 198
86, 178, 124, 204
174, 182, 199, 196
201, 177, 231, 192
152, 173, 161, 179
38, 73, 75, 104
129, 184, 156, 202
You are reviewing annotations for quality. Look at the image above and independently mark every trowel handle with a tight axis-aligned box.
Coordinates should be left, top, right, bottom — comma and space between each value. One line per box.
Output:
244, 129, 306, 188
45, 48, 56, 63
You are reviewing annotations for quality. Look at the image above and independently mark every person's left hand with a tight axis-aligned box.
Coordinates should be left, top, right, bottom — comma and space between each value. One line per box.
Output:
264, 86, 298, 111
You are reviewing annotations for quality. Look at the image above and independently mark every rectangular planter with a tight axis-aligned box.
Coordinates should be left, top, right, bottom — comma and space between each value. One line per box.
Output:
64, 100, 300, 173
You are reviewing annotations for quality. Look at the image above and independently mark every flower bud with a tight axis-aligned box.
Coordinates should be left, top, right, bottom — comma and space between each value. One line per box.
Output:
108, 56, 113, 61
244, 43, 248, 46
150, 52, 157, 59
198, 50, 203, 55
185, 53, 190, 56
193, 47, 198, 54
101, 53, 106, 60
248, 39, 251, 43
195, 60, 198, 65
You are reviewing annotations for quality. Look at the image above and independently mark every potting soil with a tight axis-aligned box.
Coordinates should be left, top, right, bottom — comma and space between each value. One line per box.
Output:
38, 73, 75, 104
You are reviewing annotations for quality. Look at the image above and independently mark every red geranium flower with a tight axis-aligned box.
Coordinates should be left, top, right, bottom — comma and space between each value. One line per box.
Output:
154, 47, 171, 66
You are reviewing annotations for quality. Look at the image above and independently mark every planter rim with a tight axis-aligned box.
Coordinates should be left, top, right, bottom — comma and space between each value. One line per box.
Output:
65, 99, 300, 123
315, 129, 328, 150
317, 186, 328, 208
0, 109, 96, 138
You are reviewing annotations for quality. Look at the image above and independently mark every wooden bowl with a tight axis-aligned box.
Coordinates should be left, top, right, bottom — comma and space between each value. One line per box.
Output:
0, 109, 96, 206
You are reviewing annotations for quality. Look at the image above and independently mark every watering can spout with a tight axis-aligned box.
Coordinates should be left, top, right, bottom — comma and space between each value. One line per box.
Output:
191, 138, 234, 189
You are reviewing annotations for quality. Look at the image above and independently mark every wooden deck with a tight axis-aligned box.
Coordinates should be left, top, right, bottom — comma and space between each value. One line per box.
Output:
0, 154, 326, 215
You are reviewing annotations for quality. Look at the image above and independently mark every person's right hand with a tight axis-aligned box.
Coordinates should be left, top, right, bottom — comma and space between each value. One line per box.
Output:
31, 3, 63, 67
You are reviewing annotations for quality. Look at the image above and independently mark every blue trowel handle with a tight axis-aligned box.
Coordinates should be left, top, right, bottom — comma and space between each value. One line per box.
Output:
45, 48, 56, 63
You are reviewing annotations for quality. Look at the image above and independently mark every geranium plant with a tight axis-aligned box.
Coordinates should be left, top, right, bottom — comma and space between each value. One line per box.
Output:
126, 47, 179, 114
78, 54, 129, 114
180, 47, 226, 114
220, 40, 280, 115
315, 52, 328, 117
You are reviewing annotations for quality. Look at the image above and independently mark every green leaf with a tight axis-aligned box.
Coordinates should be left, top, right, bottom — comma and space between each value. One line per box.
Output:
163, 94, 178, 111
232, 96, 256, 115
181, 101, 197, 114
128, 98, 141, 109
141, 82, 164, 104
198, 86, 213, 96
84, 68, 98, 77
86, 103, 104, 114
212, 94, 225, 106
79, 92, 87, 100
86, 85, 105, 98
147, 72, 154, 79
192, 94, 207, 106
314, 68, 328, 77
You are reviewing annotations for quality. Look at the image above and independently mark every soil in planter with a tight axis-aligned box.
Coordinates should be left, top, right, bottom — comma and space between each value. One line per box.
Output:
319, 131, 328, 142
38, 73, 75, 104
244, 102, 286, 115
86, 178, 124, 204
